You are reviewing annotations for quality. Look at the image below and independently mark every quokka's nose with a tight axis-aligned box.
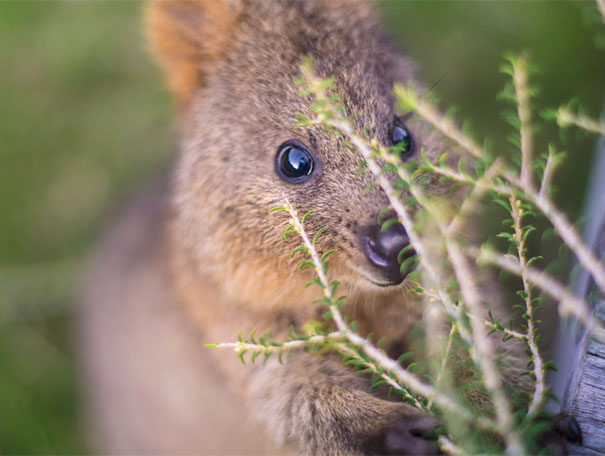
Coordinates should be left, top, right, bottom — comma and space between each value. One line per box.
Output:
362, 222, 415, 283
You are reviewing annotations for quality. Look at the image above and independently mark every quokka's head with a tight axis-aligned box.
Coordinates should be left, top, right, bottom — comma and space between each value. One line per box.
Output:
147, 0, 449, 309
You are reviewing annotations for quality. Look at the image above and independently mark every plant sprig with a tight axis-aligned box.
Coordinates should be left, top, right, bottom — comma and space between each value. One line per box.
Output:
210, 49, 603, 455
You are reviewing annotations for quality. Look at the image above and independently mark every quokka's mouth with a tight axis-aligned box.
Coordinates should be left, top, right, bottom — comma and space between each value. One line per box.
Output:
350, 263, 413, 289
366, 276, 406, 287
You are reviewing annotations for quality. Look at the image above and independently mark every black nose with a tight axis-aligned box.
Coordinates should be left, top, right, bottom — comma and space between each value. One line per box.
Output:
362, 222, 415, 283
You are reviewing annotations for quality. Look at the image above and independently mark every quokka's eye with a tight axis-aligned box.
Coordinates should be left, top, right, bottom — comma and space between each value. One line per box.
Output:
276, 141, 314, 183
391, 119, 414, 160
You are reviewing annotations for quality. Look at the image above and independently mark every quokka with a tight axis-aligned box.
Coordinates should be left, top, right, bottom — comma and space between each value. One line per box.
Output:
82, 1, 537, 454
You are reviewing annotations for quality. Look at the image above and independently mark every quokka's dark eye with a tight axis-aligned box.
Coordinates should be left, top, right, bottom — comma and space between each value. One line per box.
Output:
391, 120, 414, 159
276, 141, 314, 183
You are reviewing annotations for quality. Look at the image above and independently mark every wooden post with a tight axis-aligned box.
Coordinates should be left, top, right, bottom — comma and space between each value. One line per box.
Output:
549, 136, 605, 455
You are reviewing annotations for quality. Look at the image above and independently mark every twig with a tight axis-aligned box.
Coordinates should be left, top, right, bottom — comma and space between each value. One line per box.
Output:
208, 331, 344, 354
446, 242, 524, 455
376, 141, 523, 452
511, 55, 534, 190
394, 84, 487, 160
446, 158, 505, 237
282, 200, 490, 427
598, 0, 605, 23
336, 343, 424, 409
510, 196, 546, 416
517, 178, 605, 299
376, 142, 524, 452
538, 146, 561, 199
484, 319, 526, 340
393, 74, 604, 330
473, 246, 599, 333
427, 321, 457, 411
439, 436, 468, 456
557, 106, 605, 136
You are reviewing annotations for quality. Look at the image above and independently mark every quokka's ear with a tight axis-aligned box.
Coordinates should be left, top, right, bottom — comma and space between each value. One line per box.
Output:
146, 0, 242, 104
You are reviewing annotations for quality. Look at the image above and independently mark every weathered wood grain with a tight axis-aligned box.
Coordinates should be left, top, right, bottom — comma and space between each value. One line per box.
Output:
549, 137, 604, 455
565, 301, 605, 454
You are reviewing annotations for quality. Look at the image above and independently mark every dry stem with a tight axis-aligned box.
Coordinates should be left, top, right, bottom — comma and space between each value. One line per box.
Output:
474, 246, 599, 333
510, 196, 546, 416
557, 107, 605, 136
282, 200, 491, 427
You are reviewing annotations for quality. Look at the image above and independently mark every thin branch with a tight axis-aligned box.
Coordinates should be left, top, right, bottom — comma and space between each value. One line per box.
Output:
598, 0, 605, 23
484, 319, 526, 340
430, 159, 605, 306
336, 343, 424, 409
439, 436, 468, 456
209, 331, 344, 354
375, 141, 524, 451
557, 106, 605, 136
424, 161, 515, 199
327, 119, 477, 353
311, 111, 476, 350
446, 158, 505, 237
539, 146, 560, 199
518, 179, 605, 299
510, 196, 546, 416
376, 146, 524, 452
446, 242, 524, 455
427, 321, 457, 411
473, 246, 599, 333
394, 85, 487, 160
398, 80, 604, 327
282, 200, 491, 427
512, 55, 534, 190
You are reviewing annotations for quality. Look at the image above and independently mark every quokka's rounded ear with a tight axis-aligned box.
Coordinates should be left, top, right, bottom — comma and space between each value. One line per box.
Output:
145, 0, 242, 105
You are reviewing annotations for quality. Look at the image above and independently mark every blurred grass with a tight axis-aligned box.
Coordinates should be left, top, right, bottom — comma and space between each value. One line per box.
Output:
0, 1, 603, 453
0, 1, 171, 453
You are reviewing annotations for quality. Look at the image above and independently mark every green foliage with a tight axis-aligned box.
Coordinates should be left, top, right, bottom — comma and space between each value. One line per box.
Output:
214, 49, 605, 454
2, 2, 603, 454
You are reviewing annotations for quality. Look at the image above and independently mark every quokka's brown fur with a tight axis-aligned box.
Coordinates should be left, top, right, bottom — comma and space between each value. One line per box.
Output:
82, 1, 525, 454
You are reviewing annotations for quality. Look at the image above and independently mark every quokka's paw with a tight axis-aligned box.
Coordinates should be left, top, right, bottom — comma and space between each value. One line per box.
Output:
360, 408, 441, 455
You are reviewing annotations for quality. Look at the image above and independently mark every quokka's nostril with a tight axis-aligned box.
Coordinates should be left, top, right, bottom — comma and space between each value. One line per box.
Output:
374, 223, 409, 259
362, 222, 415, 284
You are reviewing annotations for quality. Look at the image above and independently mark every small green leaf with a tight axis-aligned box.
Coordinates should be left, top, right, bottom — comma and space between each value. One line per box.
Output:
527, 256, 543, 267
397, 244, 415, 264
268, 206, 287, 214
290, 245, 309, 258
377, 206, 394, 225
237, 349, 248, 365
396, 352, 413, 365
496, 232, 514, 242
522, 226, 537, 242
370, 380, 388, 391
304, 278, 322, 288
493, 198, 511, 212
299, 259, 315, 270
312, 227, 327, 246
400, 255, 418, 273
381, 217, 400, 232
321, 249, 336, 262
301, 209, 315, 224
249, 329, 257, 345
251, 350, 260, 363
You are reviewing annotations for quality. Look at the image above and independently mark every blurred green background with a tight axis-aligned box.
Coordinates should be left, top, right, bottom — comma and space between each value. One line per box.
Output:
0, 1, 603, 453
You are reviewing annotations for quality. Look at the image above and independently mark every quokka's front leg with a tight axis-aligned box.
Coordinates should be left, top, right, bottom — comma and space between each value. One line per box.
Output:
244, 351, 439, 455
